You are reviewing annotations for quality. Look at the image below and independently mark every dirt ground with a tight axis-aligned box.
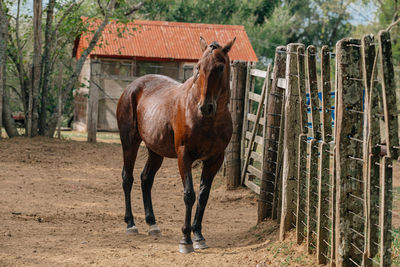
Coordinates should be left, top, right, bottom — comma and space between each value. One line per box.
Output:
0, 137, 318, 266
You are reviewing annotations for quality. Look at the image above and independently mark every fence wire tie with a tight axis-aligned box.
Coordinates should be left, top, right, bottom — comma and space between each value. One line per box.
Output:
374, 162, 393, 168
346, 108, 364, 114
323, 226, 332, 232
346, 77, 363, 81
348, 210, 365, 222
349, 227, 365, 238
346, 44, 362, 47
347, 175, 364, 183
323, 239, 332, 247
347, 136, 363, 143
349, 257, 362, 267
348, 193, 365, 202
350, 242, 364, 255
298, 230, 306, 238
348, 155, 364, 162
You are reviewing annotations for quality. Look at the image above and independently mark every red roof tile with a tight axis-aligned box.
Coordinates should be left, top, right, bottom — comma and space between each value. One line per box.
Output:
75, 18, 258, 62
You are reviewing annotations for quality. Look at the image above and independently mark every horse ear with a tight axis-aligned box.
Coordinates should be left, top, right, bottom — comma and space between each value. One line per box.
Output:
200, 36, 208, 52
223, 37, 236, 54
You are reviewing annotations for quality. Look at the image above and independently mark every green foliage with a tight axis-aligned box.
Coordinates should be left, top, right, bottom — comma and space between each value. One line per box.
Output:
135, 0, 355, 63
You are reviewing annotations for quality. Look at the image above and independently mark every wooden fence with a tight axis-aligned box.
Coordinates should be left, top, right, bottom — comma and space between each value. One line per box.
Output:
226, 30, 399, 266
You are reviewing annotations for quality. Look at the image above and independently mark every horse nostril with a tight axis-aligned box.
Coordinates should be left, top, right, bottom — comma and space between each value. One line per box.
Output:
207, 104, 213, 114
199, 103, 215, 116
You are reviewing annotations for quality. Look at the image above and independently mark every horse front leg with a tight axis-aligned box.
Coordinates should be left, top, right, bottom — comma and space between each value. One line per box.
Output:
192, 153, 224, 250
177, 146, 196, 253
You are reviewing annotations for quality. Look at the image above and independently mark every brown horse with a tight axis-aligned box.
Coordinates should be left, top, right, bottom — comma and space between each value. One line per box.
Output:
116, 36, 235, 253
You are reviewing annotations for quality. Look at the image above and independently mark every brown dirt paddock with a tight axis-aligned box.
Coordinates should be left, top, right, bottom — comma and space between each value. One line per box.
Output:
0, 137, 317, 266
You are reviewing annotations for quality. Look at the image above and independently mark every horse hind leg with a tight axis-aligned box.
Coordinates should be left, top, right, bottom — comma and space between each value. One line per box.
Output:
120, 131, 141, 234
140, 149, 163, 236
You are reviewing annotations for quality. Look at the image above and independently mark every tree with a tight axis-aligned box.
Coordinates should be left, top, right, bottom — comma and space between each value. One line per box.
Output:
4, 0, 143, 137
0, 0, 6, 138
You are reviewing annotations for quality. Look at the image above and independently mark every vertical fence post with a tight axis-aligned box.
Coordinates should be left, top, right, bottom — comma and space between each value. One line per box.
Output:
226, 61, 247, 189
306, 45, 320, 254
330, 145, 337, 267
379, 156, 393, 267
335, 38, 364, 267
296, 45, 308, 245
87, 59, 100, 143
378, 30, 398, 267
272, 47, 287, 222
258, 46, 286, 221
361, 34, 381, 266
279, 43, 304, 241
241, 62, 252, 172
317, 46, 333, 264
379, 30, 399, 160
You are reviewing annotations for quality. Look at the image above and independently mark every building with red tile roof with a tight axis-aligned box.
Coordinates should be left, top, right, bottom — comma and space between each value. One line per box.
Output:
73, 19, 257, 131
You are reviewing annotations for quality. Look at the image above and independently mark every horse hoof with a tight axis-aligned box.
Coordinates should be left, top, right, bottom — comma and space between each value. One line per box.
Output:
179, 243, 195, 254
193, 240, 208, 250
148, 224, 161, 236
126, 226, 138, 234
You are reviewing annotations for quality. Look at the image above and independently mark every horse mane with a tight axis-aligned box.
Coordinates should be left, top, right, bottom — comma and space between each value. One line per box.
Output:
209, 41, 221, 50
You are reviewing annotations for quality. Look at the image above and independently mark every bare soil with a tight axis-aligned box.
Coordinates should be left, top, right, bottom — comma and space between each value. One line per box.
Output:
0, 137, 316, 266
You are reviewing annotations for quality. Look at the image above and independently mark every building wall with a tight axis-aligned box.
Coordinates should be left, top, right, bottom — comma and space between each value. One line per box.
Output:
73, 58, 91, 131
73, 57, 195, 132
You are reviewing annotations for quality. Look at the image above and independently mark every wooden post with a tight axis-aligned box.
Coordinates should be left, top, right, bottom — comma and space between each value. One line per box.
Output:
317, 142, 330, 263
87, 59, 100, 143
378, 30, 397, 267
335, 38, 364, 267
241, 62, 252, 168
317, 46, 333, 265
226, 61, 247, 189
330, 145, 337, 267
320, 46, 333, 143
361, 34, 381, 265
379, 31, 399, 160
272, 47, 287, 222
297, 46, 307, 134
296, 134, 308, 244
305, 45, 320, 254
307, 45, 321, 139
279, 43, 304, 241
258, 46, 286, 221
379, 156, 393, 267
274, 94, 286, 223
295, 45, 308, 244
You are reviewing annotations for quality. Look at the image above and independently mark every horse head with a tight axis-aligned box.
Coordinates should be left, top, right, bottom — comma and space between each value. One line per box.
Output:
194, 36, 236, 117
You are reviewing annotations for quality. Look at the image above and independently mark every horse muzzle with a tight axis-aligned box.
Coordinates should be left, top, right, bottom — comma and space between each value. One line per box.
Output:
198, 102, 217, 117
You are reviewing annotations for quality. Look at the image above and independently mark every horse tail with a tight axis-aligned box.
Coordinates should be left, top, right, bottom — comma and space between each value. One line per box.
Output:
117, 84, 140, 148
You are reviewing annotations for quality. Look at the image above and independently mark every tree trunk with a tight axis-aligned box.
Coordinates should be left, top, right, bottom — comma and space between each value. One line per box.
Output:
0, 1, 18, 137
29, 0, 42, 137
0, 0, 5, 137
45, 0, 117, 137
39, 0, 55, 135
